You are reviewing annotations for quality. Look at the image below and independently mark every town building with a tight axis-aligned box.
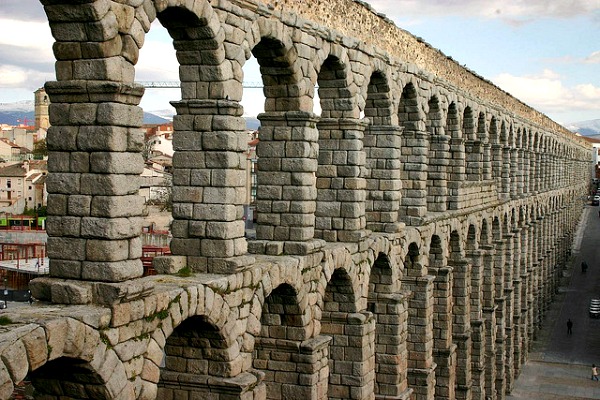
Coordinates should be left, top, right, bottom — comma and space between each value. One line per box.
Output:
0, 161, 47, 214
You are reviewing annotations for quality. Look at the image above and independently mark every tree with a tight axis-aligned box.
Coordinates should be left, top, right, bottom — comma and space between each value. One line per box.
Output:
32, 139, 48, 159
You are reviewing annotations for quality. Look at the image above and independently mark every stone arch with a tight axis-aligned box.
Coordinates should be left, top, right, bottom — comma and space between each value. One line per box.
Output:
154, 0, 253, 271
478, 111, 492, 181
314, 44, 367, 242
447, 101, 465, 210
489, 116, 502, 185
399, 82, 427, 221
316, 45, 355, 118
428, 233, 457, 399
364, 67, 403, 232
463, 107, 481, 181
364, 69, 395, 126
321, 263, 375, 399
3, 318, 133, 399
367, 252, 411, 398
158, 314, 260, 398
153, 1, 230, 100
426, 95, 449, 212
402, 240, 436, 398
250, 23, 320, 253
253, 37, 301, 112
255, 282, 316, 399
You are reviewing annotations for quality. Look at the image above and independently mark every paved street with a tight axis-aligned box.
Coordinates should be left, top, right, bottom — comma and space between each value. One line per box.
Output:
508, 205, 600, 399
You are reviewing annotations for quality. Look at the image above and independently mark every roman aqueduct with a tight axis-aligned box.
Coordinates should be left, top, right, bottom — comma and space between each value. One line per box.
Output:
0, 0, 591, 399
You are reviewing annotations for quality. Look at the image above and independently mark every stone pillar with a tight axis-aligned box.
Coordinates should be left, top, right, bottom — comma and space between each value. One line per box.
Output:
525, 150, 533, 194
42, 80, 145, 292
255, 335, 331, 400
364, 126, 404, 233
369, 292, 413, 400
402, 270, 436, 400
533, 151, 541, 193
519, 226, 531, 364
468, 250, 486, 400
430, 267, 456, 400
493, 239, 507, 398
516, 148, 525, 196
159, 370, 266, 400
481, 245, 497, 400
316, 118, 369, 242
511, 230, 523, 380
322, 312, 375, 400
400, 130, 428, 224
509, 148, 519, 198
448, 136, 466, 210
249, 111, 325, 256
482, 139, 492, 181
501, 146, 511, 199
491, 143, 504, 195
427, 134, 450, 212
503, 234, 515, 393
169, 99, 254, 274
450, 259, 472, 400
465, 139, 482, 181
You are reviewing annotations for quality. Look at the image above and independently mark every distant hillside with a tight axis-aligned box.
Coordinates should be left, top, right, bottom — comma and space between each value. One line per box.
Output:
567, 119, 600, 137
0, 100, 169, 126
0, 110, 35, 126
1, 100, 260, 129
143, 112, 169, 125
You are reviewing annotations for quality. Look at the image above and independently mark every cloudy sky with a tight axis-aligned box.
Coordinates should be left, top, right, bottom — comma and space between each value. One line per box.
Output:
0, 0, 599, 125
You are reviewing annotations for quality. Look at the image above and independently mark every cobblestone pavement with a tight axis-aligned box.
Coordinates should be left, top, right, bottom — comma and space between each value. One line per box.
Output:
508, 205, 600, 399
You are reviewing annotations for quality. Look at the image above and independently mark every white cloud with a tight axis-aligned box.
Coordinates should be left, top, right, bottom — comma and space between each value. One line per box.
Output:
0, 19, 53, 52
0, 65, 53, 89
0, 66, 29, 86
493, 70, 600, 116
370, 0, 600, 23
585, 51, 600, 63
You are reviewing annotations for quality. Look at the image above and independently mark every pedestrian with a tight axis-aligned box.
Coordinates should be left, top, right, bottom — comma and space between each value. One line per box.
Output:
593, 364, 599, 380
582, 261, 588, 273
567, 319, 573, 334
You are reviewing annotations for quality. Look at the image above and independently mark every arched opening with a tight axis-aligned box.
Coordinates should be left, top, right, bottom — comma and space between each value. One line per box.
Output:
250, 36, 318, 253
449, 229, 472, 399
426, 96, 448, 212
367, 252, 410, 398
446, 102, 463, 210
428, 234, 456, 399
322, 267, 375, 399
159, 315, 258, 398
255, 283, 314, 399
364, 71, 402, 232
27, 357, 112, 398
463, 107, 480, 181
399, 84, 426, 221
315, 54, 365, 242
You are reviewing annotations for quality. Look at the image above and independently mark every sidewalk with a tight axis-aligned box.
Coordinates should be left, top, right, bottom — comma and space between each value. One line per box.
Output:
508, 206, 600, 399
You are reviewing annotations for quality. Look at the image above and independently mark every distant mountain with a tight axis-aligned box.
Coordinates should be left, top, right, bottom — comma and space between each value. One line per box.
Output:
0, 100, 169, 126
0, 99, 262, 130
567, 119, 600, 137
143, 112, 169, 125
245, 117, 260, 130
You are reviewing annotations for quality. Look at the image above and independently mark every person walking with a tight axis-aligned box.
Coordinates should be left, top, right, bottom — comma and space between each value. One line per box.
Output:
567, 319, 573, 335
592, 364, 598, 381
582, 261, 588, 273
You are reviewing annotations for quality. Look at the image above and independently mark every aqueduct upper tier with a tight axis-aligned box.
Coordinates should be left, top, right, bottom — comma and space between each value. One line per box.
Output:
0, 0, 591, 399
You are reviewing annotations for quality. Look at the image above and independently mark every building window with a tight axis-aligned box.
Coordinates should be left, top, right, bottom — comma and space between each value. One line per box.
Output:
28, 186, 32, 190
28, 197, 32, 201
6, 180, 10, 189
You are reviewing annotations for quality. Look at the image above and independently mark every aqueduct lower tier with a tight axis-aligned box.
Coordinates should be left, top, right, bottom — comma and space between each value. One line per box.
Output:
0, 0, 592, 399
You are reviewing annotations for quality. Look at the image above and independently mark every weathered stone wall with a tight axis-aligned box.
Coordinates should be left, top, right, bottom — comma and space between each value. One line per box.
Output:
0, 0, 591, 399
